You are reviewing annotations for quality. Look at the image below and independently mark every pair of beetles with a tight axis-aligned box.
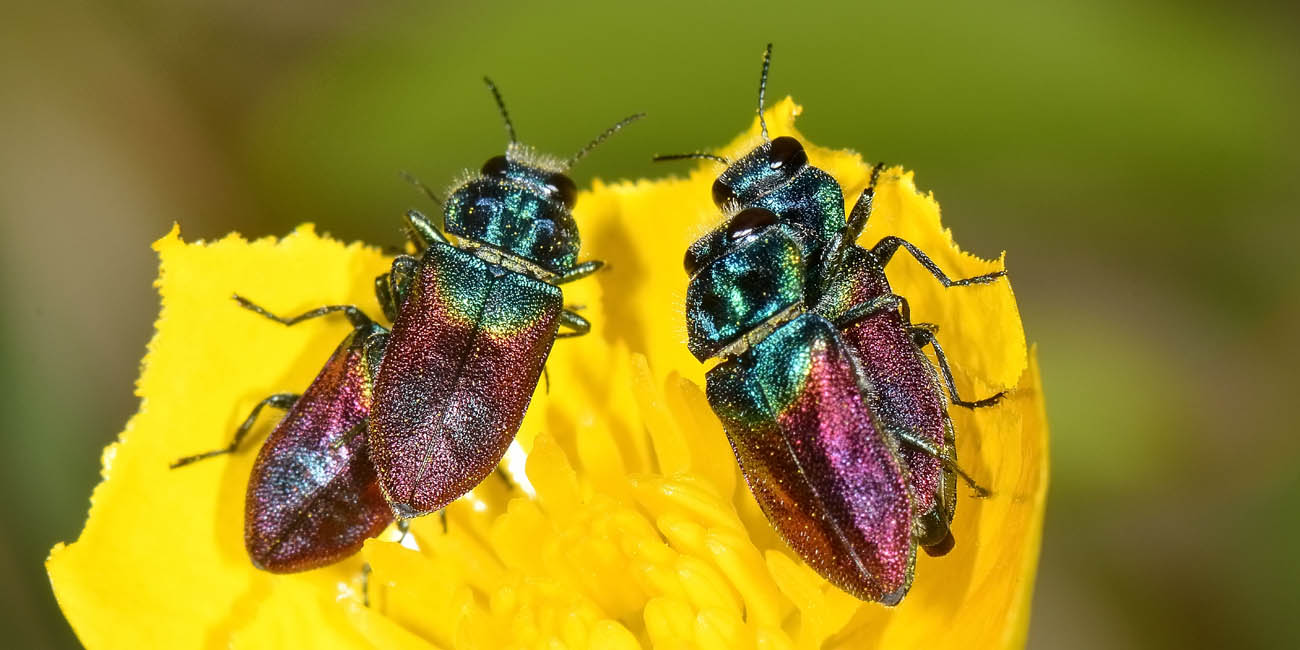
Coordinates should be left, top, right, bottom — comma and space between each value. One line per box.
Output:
173, 45, 1007, 605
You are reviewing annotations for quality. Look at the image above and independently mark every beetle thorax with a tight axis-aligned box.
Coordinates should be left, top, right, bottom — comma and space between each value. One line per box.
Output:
685, 225, 807, 361
443, 147, 581, 276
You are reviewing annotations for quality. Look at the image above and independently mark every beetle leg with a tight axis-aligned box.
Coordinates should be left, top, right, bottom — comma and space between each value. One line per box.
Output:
375, 273, 397, 322
361, 563, 372, 607
909, 322, 939, 337
376, 255, 421, 320
824, 163, 888, 271
403, 208, 449, 250
887, 426, 991, 498
871, 236, 1007, 288
555, 260, 605, 285
909, 326, 1006, 409
171, 393, 299, 468
542, 306, 586, 384
913, 486, 957, 556
234, 295, 374, 329
556, 310, 591, 338
843, 167, 883, 244
329, 420, 367, 450
833, 293, 912, 329
495, 466, 515, 490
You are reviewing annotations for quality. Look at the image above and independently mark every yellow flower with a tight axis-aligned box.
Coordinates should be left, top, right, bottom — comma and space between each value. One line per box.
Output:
47, 98, 1047, 649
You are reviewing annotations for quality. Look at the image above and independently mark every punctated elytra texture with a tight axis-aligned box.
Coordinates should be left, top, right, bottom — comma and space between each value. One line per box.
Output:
680, 45, 1008, 602
244, 325, 393, 572
707, 314, 914, 603
369, 241, 561, 517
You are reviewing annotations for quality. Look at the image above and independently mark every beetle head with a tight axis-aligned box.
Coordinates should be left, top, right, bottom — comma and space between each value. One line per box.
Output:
444, 146, 581, 274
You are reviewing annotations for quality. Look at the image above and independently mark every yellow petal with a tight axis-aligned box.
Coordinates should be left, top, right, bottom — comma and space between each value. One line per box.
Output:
48, 98, 1047, 649
46, 225, 394, 648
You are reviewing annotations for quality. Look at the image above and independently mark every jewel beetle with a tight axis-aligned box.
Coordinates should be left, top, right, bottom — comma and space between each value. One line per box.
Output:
171, 78, 640, 569
682, 184, 916, 604
661, 45, 1007, 601
168, 210, 443, 573
171, 299, 393, 573
367, 79, 643, 518
813, 174, 1006, 557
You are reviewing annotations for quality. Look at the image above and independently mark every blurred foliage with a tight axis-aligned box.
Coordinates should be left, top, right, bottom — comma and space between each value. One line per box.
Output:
2, 0, 1297, 648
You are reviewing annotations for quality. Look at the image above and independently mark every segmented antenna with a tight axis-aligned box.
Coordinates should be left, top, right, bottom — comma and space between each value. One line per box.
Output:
567, 113, 647, 167
482, 77, 517, 143
398, 170, 444, 205
757, 43, 773, 141
652, 152, 730, 165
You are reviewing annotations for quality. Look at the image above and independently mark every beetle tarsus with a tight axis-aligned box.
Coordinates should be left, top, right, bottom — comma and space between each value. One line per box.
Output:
871, 236, 1008, 288
170, 392, 298, 469
889, 425, 991, 498
909, 325, 1007, 409
233, 295, 373, 330
556, 310, 591, 338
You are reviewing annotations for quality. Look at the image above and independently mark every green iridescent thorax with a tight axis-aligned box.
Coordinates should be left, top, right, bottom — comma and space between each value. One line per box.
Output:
419, 241, 560, 337
443, 152, 579, 275
691, 138, 845, 298
709, 314, 817, 420
685, 226, 805, 361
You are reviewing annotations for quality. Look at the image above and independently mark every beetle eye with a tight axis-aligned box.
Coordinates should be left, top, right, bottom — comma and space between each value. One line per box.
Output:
481, 155, 509, 176
767, 136, 807, 172
546, 173, 578, 210
711, 177, 738, 207
726, 207, 778, 241
684, 246, 703, 276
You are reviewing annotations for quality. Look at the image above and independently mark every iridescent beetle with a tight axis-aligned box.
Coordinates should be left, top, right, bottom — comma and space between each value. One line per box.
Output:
166, 215, 439, 572
170, 301, 393, 573
659, 45, 1006, 601
367, 81, 643, 518
172, 79, 641, 570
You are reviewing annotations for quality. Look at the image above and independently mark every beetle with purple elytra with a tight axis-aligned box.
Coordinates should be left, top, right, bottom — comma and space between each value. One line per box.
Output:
171, 78, 642, 572
366, 81, 642, 519
659, 44, 1008, 602
169, 300, 393, 573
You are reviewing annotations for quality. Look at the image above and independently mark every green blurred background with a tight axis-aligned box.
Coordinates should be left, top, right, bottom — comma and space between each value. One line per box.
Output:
3, 0, 1297, 647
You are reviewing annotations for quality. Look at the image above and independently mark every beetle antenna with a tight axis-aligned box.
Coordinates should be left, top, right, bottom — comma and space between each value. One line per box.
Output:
398, 170, 444, 205
482, 77, 517, 144
567, 113, 646, 168
757, 43, 772, 141
652, 152, 730, 165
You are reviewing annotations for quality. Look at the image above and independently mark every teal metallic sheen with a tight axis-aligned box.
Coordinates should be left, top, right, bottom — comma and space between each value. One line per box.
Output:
677, 43, 1008, 603
686, 139, 845, 295
705, 313, 915, 602
685, 226, 805, 361
444, 153, 580, 275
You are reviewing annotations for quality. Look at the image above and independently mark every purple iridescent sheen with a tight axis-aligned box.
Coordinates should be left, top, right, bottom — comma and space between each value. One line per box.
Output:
707, 314, 914, 603
819, 245, 957, 551
368, 241, 561, 518
244, 325, 393, 573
